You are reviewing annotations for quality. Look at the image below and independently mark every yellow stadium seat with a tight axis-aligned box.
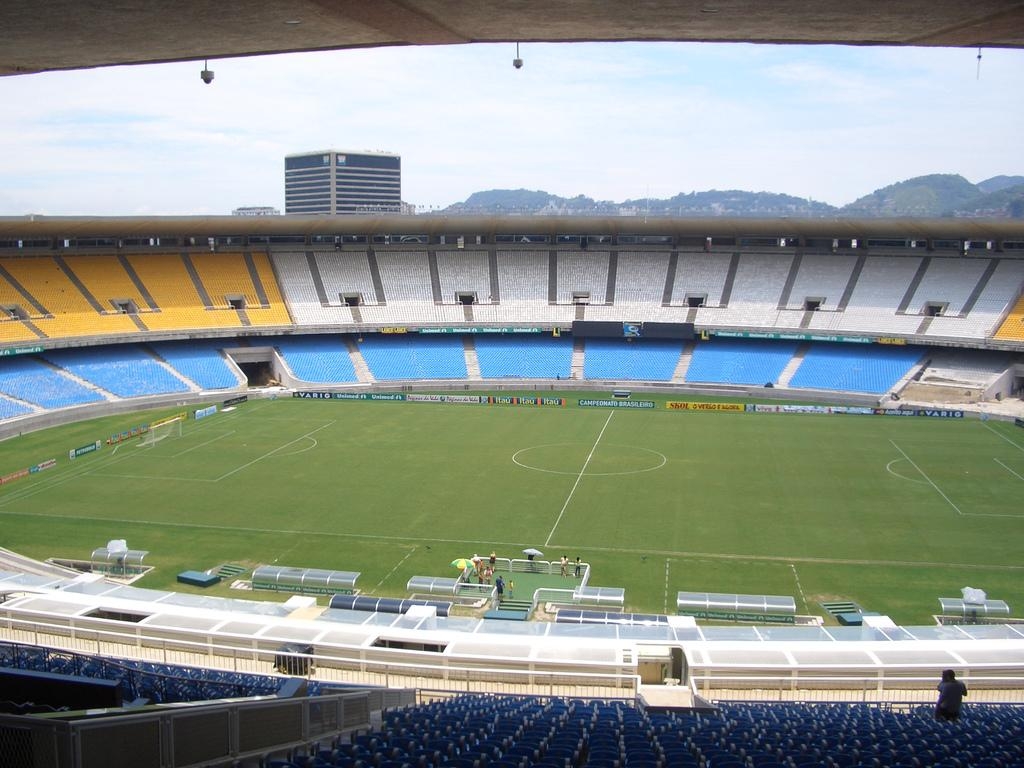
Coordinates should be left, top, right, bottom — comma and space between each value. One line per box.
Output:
994, 295, 1024, 341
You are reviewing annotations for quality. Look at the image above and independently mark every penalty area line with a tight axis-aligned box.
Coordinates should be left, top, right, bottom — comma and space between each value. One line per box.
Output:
995, 457, 1024, 482
214, 421, 335, 481
890, 440, 1023, 519
171, 430, 236, 458
982, 421, 1024, 453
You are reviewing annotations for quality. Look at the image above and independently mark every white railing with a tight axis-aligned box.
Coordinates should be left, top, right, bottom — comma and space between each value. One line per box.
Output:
692, 673, 1024, 704
0, 613, 638, 699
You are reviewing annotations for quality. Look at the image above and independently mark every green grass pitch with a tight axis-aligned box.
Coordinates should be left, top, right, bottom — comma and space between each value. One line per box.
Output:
0, 394, 1021, 625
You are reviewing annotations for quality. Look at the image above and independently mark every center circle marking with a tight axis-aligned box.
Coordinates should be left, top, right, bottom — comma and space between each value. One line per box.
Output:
511, 442, 667, 476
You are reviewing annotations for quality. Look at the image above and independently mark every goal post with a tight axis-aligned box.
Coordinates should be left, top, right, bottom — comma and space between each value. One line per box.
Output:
139, 412, 185, 447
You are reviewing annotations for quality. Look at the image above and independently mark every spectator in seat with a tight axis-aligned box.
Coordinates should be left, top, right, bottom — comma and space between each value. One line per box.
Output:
935, 669, 967, 721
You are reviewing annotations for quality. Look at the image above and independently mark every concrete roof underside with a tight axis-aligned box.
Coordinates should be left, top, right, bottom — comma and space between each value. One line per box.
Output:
4, 1, 1024, 76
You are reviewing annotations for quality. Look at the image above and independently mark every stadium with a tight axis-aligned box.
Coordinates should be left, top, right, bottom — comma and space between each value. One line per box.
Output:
3, 5, 1024, 768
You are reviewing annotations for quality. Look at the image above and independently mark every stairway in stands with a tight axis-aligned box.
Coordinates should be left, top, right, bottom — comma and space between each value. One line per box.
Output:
462, 335, 482, 380
344, 338, 376, 383
571, 337, 585, 379
671, 340, 696, 382
776, 342, 810, 387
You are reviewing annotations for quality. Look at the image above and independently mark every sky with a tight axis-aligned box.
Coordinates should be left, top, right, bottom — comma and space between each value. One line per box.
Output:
0, 41, 1020, 216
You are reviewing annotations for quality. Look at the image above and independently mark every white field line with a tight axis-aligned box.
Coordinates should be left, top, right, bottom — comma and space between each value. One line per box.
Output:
888, 439, 965, 516
545, 411, 614, 546
889, 439, 1022, 519
983, 421, 1024, 453
0, 506, 528, 548
171, 430, 236, 458
995, 457, 1024, 481
664, 558, 671, 614
790, 563, 809, 613
0, 402, 279, 505
372, 547, 417, 593
85, 472, 219, 483
885, 458, 929, 485
214, 422, 334, 481
1, 502, 1021, 572
89, 425, 330, 483
0, 442, 147, 506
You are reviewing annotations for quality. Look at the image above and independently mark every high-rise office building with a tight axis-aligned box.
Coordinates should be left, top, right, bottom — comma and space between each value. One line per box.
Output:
284, 149, 401, 215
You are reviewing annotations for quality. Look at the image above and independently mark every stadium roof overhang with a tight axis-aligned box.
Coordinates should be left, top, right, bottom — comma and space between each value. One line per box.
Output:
3, 1, 1024, 77
1, 215, 1023, 242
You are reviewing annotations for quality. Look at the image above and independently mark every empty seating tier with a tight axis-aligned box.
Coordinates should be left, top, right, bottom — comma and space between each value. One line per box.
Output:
497, 251, 549, 303
615, 251, 671, 305
358, 335, 467, 379
0, 255, 138, 338
321, 693, 1024, 768
0, 356, 104, 409
61, 254, 150, 313
0, 396, 33, 419
686, 339, 799, 385
436, 250, 491, 304
45, 345, 190, 398
273, 335, 358, 383
476, 335, 573, 378
583, 338, 684, 381
188, 252, 291, 326
557, 252, 609, 304
789, 342, 925, 394
314, 250, 380, 305
151, 340, 242, 390
672, 252, 733, 307
994, 294, 1024, 341
126, 253, 241, 330
375, 250, 433, 303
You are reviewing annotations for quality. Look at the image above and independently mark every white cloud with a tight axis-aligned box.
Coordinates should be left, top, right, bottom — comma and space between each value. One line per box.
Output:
0, 43, 1020, 214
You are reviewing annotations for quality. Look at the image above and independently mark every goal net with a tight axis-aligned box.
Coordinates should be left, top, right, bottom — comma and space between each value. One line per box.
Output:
139, 413, 185, 448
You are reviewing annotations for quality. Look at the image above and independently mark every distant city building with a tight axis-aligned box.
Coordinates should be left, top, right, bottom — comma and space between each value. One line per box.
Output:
232, 206, 280, 216
284, 149, 401, 215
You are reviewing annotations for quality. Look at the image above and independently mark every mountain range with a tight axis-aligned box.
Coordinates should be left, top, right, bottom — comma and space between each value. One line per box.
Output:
439, 174, 1024, 219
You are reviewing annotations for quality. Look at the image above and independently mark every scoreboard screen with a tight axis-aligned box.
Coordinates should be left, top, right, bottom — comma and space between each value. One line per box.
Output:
571, 321, 694, 339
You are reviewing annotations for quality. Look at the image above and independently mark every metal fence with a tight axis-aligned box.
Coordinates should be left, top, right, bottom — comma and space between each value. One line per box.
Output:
0, 688, 409, 768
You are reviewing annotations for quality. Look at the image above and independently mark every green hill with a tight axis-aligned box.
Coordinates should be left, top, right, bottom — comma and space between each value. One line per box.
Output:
949, 182, 1024, 219
840, 174, 980, 218
441, 173, 1024, 218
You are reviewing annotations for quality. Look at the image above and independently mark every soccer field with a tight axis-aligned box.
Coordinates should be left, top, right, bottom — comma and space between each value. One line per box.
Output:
1, 395, 1022, 624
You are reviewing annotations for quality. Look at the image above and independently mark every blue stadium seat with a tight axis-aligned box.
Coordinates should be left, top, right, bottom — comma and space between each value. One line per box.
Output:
273, 335, 359, 383
686, 339, 798, 385
0, 395, 33, 420
583, 338, 683, 381
476, 335, 573, 379
358, 335, 467, 380
152, 339, 241, 389
45, 345, 190, 397
789, 342, 924, 394
0, 355, 104, 409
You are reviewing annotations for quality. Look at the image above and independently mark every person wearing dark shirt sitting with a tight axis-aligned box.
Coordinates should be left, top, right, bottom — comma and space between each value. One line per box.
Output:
935, 669, 967, 721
